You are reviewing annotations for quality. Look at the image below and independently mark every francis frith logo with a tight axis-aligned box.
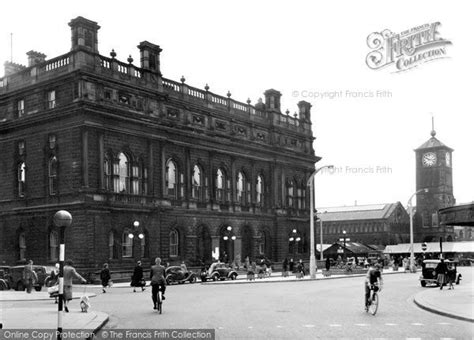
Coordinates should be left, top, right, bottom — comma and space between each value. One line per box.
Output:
366, 22, 451, 72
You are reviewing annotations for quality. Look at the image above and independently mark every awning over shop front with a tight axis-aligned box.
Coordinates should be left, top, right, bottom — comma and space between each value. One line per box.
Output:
384, 241, 474, 254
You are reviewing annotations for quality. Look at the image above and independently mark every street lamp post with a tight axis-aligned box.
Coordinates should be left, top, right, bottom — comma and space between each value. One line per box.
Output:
342, 230, 347, 261
222, 226, 236, 263
308, 165, 334, 279
53, 210, 72, 340
317, 211, 327, 261
408, 188, 428, 273
128, 221, 144, 260
288, 229, 301, 260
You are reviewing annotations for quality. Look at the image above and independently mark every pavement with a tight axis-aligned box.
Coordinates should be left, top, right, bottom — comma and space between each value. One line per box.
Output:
0, 267, 472, 337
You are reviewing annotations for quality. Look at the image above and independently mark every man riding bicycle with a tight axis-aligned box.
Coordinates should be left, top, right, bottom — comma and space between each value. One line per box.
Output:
150, 257, 166, 310
365, 262, 383, 310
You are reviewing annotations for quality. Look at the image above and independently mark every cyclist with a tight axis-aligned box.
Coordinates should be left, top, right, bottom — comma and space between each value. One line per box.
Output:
150, 257, 166, 310
365, 262, 383, 311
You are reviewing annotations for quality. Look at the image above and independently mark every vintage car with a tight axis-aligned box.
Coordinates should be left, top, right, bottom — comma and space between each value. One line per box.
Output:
200, 263, 238, 282
165, 266, 197, 284
0, 266, 11, 290
419, 259, 462, 287
7, 265, 47, 291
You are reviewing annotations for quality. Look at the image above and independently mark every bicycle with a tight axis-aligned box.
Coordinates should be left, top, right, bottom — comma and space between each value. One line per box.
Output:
154, 283, 165, 314
365, 283, 380, 315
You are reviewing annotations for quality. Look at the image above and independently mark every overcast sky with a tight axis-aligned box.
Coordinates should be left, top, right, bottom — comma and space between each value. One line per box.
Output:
1, 0, 472, 208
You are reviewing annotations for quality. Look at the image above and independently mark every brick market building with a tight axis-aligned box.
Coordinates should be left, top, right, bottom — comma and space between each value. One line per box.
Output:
0, 17, 319, 274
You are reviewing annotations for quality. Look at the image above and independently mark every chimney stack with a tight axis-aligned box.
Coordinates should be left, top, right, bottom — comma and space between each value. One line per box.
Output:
264, 89, 282, 113
137, 41, 163, 75
26, 51, 47, 67
297, 101, 312, 122
3, 61, 26, 76
69, 16, 100, 53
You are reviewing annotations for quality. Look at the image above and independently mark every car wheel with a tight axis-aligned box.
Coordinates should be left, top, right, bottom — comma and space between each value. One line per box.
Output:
190, 276, 197, 283
35, 285, 42, 292
0, 280, 7, 290
17, 282, 25, 291
201, 277, 207, 282
230, 273, 237, 280
212, 275, 218, 281
420, 281, 426, 287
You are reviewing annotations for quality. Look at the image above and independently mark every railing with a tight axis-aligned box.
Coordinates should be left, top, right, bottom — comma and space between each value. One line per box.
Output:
211, 94, 228, 106
43, 55, 70, 72
188, 87, 205, 100
162, 78, 181, 92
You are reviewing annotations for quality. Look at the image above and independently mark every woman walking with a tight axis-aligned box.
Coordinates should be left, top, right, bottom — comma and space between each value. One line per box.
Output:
131, 261, 146, 292
100, 263, 111, 293
63, 260, 87, 312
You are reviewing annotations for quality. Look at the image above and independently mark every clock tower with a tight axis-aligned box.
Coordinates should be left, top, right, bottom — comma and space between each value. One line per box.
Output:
414, 124, 455, 242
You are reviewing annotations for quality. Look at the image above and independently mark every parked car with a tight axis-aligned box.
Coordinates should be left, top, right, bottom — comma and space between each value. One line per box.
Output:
419, 259, 461, 287
7, 265, 47, 291
165, 266, 197, 284
200, 263, 238, 282
0, 266, 11, 290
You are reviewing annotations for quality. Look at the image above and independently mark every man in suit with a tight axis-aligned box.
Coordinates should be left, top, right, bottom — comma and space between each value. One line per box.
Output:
150, 257, 166, 310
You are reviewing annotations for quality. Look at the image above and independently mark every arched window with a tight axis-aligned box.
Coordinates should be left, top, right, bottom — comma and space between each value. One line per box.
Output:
287, 179, 294, 208
236, 172, 246, 205
48, 156, 58, 195
49, 231, 59, 261
256, 175, 264, 206
122, 230, 133, 257
18, 162, 26, 197
131, 162, 140, 195
114, 153, 129, 193
170, 229, 179, 257
19, 232, 26, 261
192, 165, 202, 200
216, 168, 227, 203
108, 231, 117, 259
166, 159, 178, 198
104, 155, 111, 191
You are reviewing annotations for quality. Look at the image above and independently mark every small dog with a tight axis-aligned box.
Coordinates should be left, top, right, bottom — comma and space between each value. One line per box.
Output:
80, 295, 91, 313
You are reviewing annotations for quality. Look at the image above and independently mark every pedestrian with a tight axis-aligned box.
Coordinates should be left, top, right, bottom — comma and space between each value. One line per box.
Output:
435, 258, 447, 290
446, 264, 456, 290
63, 259, 87, 312
23, 260, 38, 293
150, 257, 166, 310
282, 258, 288, 277
297, 259, 305, 278
131, 261, 146, 292
289, 258, 294, 273
48, 263, 60, 303
180, 261, 188, 272
245, 256, 250, 270
100, 263, 111, 293
325, 257, 331, 271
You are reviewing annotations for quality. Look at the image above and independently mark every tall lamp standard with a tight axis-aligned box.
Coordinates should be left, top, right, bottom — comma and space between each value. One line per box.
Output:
307, 165, 334, 279
408, 188, 428, 273
317, 211, 327, 261
53, 210, 72, 340
289, 229, 301, 260
128, 221, 144, 259
222, 226, 236, 263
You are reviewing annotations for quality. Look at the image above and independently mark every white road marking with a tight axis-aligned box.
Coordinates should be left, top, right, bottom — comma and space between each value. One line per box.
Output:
329, 324, 342, 327
248, 326, 253, 329
355, 323, 369, 327
411, 323, 424, 326
440, 338, 456, 340
276, 325, 283, 328
406, 338, 421, 340
303, 324, 315, 328
438, 322, 452, 325
385, 323, 398, 326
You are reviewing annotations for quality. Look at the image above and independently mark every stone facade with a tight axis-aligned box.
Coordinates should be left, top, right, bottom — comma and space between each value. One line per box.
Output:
0, 17, 319, 273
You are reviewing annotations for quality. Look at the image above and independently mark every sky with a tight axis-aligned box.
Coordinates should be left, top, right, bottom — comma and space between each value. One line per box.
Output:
1, 0, 472, 208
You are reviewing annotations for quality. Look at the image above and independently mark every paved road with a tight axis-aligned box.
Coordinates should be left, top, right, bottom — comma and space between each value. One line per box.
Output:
87, 267, 472, 339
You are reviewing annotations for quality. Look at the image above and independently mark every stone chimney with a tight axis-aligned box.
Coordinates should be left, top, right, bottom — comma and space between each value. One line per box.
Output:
297, 100, 312, 122
3, 61, 26, 76
137, 41, 163, 75
264, 89, 281, 113
69, 16, 100, 53
26, 51, 47, 67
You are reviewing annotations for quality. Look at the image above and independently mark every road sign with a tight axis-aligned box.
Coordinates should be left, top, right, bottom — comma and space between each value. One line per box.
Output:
421, 242, 427, 251
339, 238, 350, 242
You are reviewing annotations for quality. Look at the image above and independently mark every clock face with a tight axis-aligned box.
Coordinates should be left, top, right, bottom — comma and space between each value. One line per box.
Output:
445, 152, 451, 167
422, 152, 437, 167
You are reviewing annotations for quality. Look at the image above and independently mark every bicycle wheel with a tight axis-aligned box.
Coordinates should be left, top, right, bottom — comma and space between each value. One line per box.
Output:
368, 292, 378, 315
158, 291, 162, 314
